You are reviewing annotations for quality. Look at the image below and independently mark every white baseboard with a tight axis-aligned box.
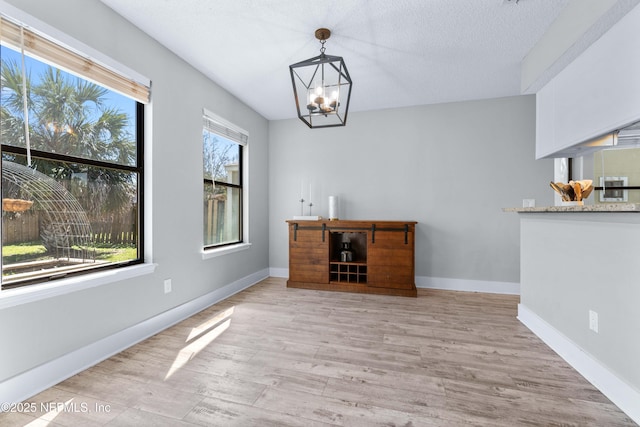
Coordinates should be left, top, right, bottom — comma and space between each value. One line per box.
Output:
518, 304, 640, 425
0, 268, 269, 406
268, 269, 520, 295
269, 267, 288, 278
415, 275, 520, 295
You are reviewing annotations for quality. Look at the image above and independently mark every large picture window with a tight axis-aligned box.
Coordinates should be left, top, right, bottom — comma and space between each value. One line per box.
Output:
1, 16, 149, 288
203, 110, 246, 248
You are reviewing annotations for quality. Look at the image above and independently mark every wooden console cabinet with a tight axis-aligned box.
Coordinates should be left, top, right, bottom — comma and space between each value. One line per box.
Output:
286, 220, 417, 297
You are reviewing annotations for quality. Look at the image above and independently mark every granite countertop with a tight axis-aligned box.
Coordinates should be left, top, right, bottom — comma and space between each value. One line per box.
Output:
503, 203, 640, 213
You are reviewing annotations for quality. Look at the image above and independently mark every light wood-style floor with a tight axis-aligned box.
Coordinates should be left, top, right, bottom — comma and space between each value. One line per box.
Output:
3, 277, 636, 426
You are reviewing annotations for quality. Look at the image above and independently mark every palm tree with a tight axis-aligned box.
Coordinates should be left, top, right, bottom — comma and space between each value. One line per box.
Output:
1, 57, 136, 216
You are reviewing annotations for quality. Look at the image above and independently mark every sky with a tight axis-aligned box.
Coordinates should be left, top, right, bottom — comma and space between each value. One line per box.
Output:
0, 44, 136, 129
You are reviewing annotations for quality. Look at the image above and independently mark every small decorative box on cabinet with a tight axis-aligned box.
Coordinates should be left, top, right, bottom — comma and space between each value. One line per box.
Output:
286, 220, 417, 297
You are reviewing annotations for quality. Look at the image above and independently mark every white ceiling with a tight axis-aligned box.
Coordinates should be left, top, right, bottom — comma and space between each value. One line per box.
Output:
99, 0, 570, 121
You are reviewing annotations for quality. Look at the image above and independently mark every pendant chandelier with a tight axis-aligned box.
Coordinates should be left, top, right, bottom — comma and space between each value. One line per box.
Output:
289, 28, 352, 129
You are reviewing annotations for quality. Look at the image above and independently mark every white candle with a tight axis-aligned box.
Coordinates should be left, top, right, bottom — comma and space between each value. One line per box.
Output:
329, 196, 338, 220
300, 180, 304, 200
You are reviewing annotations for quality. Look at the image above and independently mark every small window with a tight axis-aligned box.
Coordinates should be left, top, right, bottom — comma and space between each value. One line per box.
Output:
592, 148, 640, 204
599, 176, 628, 202
203, 110, 247, 248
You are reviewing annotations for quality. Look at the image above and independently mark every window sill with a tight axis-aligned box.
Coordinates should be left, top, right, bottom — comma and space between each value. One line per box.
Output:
202, 242, 252, 259
0, 263, 157, 310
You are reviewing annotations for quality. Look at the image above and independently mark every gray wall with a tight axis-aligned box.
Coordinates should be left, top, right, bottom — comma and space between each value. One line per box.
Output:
0, 0, 269, 381
269, 96, 554, 284
521, 213, 640, 391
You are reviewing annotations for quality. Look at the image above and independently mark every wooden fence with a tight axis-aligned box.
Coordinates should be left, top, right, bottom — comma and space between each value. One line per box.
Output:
2, 210, 137, 246
2, 212, 40, 244
91, 217, 137, 245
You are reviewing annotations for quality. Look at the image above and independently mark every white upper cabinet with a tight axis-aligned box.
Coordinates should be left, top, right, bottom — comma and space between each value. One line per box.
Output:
536, 4, 640, 159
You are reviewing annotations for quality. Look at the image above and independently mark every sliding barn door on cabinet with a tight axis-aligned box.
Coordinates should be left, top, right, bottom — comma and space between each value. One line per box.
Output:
367, 225, 415, 290
287, 223, 329, 284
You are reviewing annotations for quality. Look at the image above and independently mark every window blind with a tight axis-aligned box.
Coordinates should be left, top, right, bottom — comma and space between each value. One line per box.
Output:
0, 16, 150, 104
203, 109, 249, 146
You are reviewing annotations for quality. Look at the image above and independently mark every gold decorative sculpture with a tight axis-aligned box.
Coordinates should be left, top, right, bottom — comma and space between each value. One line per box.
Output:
550, 180, 593, 202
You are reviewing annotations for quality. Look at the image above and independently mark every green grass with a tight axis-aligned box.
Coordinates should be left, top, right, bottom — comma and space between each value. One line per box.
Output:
1, 242, 49, 263
2, 242, 137, 263
94, 245, 137, 262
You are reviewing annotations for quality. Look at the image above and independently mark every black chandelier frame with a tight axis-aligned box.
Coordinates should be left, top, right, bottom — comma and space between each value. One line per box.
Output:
289, 29, 352, 129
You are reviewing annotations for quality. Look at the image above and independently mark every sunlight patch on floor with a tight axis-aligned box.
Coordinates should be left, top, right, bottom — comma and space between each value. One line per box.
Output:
26, 397, 75, 425
164, 307, 234, 380
186, 306, 234, 342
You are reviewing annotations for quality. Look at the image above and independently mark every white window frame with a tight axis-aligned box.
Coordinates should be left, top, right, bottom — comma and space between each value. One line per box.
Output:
0, 2, 155, 306
201, 109, 250, 259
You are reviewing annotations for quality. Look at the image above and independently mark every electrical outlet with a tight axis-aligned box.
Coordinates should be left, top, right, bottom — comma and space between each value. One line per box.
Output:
164, 279, 172, 294
589, 310, 598, 333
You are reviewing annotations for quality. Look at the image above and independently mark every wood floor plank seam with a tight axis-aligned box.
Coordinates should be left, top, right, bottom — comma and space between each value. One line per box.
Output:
3, 277, 636, 426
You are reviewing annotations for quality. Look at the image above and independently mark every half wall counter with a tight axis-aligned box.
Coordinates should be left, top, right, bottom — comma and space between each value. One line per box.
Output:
505, 203, 640, 418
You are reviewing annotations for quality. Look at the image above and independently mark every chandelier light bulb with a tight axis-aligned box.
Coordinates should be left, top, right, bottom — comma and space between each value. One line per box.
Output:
330, 91, 339, 110
313, 84, 325, 106
307, 89, 319, 111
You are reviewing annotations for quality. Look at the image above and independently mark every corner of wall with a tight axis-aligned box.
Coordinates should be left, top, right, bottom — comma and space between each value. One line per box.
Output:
517, 303, 640, 425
